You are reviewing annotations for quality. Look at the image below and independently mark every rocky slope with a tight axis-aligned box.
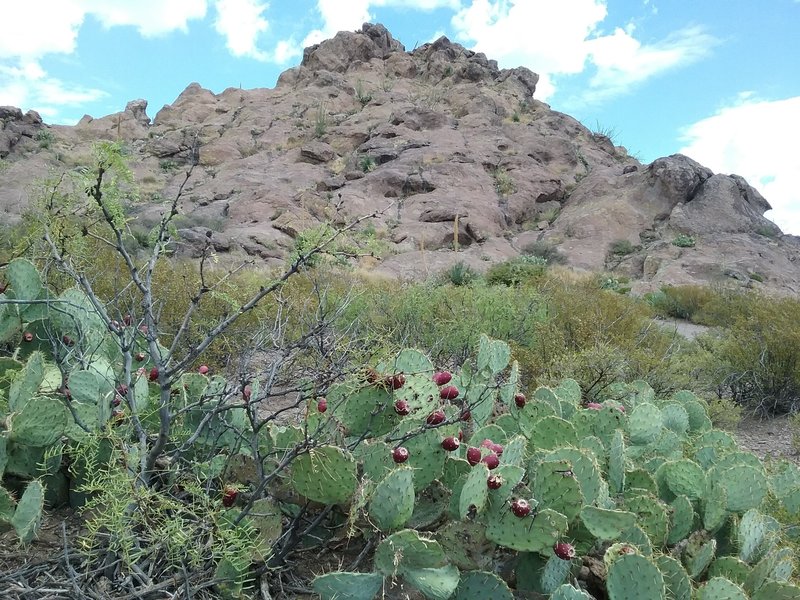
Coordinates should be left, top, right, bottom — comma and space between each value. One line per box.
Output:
2, 23, 799, 294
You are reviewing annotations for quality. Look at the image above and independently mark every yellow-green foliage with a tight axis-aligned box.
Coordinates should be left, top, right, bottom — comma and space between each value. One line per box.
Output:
647, 284, 717, 322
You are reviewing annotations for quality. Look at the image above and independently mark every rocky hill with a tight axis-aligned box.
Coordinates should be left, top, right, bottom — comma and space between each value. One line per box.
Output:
2, 23, 799, 294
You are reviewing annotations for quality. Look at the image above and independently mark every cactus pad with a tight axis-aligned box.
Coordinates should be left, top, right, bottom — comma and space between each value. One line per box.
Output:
290, 445, 357, 504
551, 584, 593, 599
607, 553, 666, 600
453, 571, 513, 600
459, 463, 489, 519
369, 467, 415, 531
486, 507, 568, 553
312, 572, 384, 600
10, 397, 70, 446
627, 403, 662, 445
655, 555, 691, 600
10, 480, 44, 544
580, 506, 637, 540
667, 495, 695, 545
697, 578, 748, 599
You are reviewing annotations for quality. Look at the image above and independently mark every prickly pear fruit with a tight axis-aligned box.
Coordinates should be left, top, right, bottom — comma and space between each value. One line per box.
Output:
243, 385, 252, 402
461, 409, 471, 421
487, 475, 503, 490
62, 334, 74, 346
135, 352, 146, 362
482, 453, 500, 470
392, 447, 409, 463
433, 371, 452, 386
123, 314, 132, 326
317, 398, 328, 413
426, 409, 445, 425
511, 498, 531, 517
394, 399, 410, 416
117, 384, 128, 396
586, 402, 602, 410
554, 542, 576, 560
466, 447, 481, 466
386, 373, 405, 390
442, 436, 460, 451
440, 385, 459, 400
149, 367, 159, 382
364, 367, 381, 384
23, 331, 33, 342
514, 393, 526, 408
222, 486, 238, 508
198, 365, 209, 375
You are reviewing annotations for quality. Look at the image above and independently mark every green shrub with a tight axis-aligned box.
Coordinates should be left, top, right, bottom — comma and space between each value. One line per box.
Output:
521, 240, 566, 264
609, 238, 636, 256
672, 234, 696, 248
646, 285, 716, 322
485, 256, 547, 286
442, 261, 479, 286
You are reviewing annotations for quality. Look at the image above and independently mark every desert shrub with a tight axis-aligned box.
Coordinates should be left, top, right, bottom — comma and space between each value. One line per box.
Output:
646, 284, 716, 322
609, 238, 636, 256
442, 261, 480, 286
521, 240, 566, 264
485, 255, 547, 286
672, 233, 696, 248
706, 396, 744, 430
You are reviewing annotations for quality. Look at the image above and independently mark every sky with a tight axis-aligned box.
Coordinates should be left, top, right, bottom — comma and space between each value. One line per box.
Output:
1, 0, 799, 233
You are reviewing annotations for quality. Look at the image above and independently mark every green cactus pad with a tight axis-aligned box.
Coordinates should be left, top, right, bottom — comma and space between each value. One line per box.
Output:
476, 334, 510, 375
369, 466, 415, 531
625, 468, 658, 495
10, 480, 44, 544
607, 553, 666, 600
407, 481, 448, 530
660, 403, 690, 436
711, 464, 768, 513
515, 398, 556, 437
555, 378, 582, 404
10, 397, 70, 446
337, 385, 396, 437
527, 416, 577, 452
533, 386, 562, 416
624, 494, 669, 547
533, 459, 584, 522
539, 553, 574, 594
708, 556, 751, 586
498, 359, 520, 408
498, 435, 526, 467
397, 423, 446, 491
312, 571, 384, 600
290, 445, 357, 504
0, 434, 7, 479
462, 377, 497, 427
245, 498, 283, 561
580, 506, 637, 540
6, 258, 43, 303
697, 577, 748, 600
486, 507, 568, 553
435, 521, 495, 571
667, 495, 695, 545
750, 581, 800, 600
0, 485, 16, 522
770, 460, 800, 515
626, 403, 662, 445
453, 571, 512, 600
459, 463, 490, 519
609, 428, 626, 494
738, 509, 780, 563
618, 524, 653, 556
403, 564, 460, 600
494, 414, 520, 437
661, 459, 706, 500
441, 457, 471, 488
546, 447, 603, 505
470, 424, 507, 446
486, 465, 525, 506
655, 555, 691, 600
684, 534, 717, 579
745, 547, 795, 594
551, 584, 593, 600
358, 440, 395, 483
374, 530, 446, 576
588, 405, 627, 446
8, 351, 45, 411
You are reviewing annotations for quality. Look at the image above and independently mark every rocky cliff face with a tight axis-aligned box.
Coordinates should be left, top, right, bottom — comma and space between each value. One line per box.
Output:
1, 23, 798, 294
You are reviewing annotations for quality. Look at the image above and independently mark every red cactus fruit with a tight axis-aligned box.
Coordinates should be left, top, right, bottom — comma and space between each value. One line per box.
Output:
487, 475, 503, 490
482, 453, 500, 470
148, 367, 159, 382
440, 385, 459, 400
317, 398, 328, 413
461, 409, 471, 421
426, 409, 446, 425
441, 436, 460, 451
466, 446, 481, 466
511, 498, 531, 517
586, 402, 603, 410
62, 334, 74, 346
514, 392, 526, 408
243, 385, 252, 402
432, 371, 452, 386
554, 542, 576, 560
388, 373, 406, 390
22, 331, 33, 342
480, 439, 494, 449
394, 399, 410, 416
490, 443, 504, 456
392, 447, 410, 463
222, 486, 238, 508
198, 365, 209, 375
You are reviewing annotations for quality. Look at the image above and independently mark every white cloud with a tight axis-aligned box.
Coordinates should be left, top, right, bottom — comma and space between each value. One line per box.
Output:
213, 0, 270, 60
0, 0, 207, 59
272, 38, 302, 63
451, 0, 714, 102
0, 60, 107, 122
678, 95, 800, 235
584, 24, 715, 103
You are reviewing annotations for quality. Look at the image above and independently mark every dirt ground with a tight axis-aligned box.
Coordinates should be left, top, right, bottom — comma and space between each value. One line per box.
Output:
736, 414, 798, 462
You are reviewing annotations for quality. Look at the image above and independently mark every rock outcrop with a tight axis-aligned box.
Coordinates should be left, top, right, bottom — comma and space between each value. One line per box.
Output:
0, 22, 797, 294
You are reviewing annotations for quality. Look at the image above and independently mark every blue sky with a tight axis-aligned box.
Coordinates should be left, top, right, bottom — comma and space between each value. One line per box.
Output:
1, 0, 799, 233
